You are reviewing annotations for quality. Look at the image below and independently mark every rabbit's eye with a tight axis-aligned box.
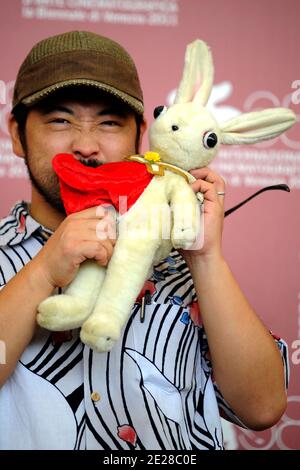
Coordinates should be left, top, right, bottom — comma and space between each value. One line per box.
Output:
203, 132, 218, 149
172, 125, 179, 131
153, 106, 167, 119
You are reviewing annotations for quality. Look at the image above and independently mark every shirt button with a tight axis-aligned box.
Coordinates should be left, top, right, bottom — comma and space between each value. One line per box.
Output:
91, 391, 101, 402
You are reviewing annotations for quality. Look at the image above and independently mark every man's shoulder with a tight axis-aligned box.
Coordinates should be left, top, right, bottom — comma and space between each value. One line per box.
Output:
0, 201, 50, 287
0, 201, 43, 248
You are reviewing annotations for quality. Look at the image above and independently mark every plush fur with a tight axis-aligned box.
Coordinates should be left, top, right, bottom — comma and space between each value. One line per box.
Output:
37, 40, 296, 352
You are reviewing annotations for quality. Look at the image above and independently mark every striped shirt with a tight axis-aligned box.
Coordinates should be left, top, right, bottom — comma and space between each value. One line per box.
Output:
0, 202, 289, 450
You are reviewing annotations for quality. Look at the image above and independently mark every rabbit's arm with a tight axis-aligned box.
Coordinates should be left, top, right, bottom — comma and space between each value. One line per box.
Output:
167, 175, 201, 249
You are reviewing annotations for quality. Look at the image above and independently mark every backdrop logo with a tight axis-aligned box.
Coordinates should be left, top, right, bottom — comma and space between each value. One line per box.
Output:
291, 292, 300, 365
291, 80, 300, 105
236, 396, 300, 450
0, 80, 6, 105
0, 80, 15, 135
167, 80, 241, 122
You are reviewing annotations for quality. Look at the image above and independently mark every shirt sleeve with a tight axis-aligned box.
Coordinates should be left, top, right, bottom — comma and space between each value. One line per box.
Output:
200, 329, 290, 428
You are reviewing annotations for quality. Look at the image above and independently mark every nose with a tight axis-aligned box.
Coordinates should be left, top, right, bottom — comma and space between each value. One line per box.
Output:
71, 129, 100, 160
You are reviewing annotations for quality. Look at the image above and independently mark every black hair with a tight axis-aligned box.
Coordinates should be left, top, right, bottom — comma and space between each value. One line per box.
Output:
12, 98, 144, 154
12, 104, 28, 153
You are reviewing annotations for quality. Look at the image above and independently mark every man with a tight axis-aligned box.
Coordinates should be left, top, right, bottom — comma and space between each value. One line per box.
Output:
0, 31, 288, 450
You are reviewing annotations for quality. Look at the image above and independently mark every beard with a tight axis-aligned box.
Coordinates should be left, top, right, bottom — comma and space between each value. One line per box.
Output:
24, 155, 66, 215
24, 155, 104, 215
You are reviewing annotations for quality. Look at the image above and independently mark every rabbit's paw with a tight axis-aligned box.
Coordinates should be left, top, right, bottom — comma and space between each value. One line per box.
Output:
172, 226, 197, 249
37, 295, 91, 330
80, 315, 121, 352
196, 192, 204, 204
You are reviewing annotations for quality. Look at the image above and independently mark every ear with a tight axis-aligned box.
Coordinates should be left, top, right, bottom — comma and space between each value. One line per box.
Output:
174, 39, 214, 107
8, 114, 26, 158
220, 108, 296, 145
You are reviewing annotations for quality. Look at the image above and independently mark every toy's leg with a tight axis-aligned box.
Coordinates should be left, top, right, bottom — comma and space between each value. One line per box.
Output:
80, 238, 158, 352
170, 186, 201, 249
37, 261, 106, 331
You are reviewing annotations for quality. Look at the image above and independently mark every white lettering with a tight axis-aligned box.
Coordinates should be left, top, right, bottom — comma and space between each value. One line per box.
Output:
291, 339, 300, 365
0, 81, 6, 104
211, 148, 300, 188
103, 455, 138, 466
291, 80, 300, 105
21, 0, 179, 26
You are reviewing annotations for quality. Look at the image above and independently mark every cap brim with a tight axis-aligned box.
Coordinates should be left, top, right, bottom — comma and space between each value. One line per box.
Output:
21, 78, 144, 116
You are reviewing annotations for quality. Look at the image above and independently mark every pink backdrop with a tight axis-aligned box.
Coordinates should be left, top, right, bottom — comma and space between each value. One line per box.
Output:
0, 0, 299, 450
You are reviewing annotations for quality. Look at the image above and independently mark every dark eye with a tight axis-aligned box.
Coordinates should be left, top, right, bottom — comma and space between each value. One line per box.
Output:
50, 118, 70, 124
153, 105, 167, 119
203, 132, 218, 149
172, 125, 179, 131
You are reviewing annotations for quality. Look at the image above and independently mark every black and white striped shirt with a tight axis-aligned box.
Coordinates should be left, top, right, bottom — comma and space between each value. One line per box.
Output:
0, 202, 289, 450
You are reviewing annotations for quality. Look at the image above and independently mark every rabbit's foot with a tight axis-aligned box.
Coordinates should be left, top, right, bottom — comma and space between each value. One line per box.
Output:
172, 226, 197, 249
80, 314, 121, 353
37, 295, 91, 330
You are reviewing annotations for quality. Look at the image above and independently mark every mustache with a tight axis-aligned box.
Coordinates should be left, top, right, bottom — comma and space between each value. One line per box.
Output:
79, 159, 104, 168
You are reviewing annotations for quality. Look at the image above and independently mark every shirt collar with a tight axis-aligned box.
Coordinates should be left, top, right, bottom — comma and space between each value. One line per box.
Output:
0, 201, 52, 247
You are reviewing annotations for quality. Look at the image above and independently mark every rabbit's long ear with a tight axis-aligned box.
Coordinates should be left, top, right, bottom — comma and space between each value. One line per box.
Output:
220, 108, 296, 145
174, 39, 214, 106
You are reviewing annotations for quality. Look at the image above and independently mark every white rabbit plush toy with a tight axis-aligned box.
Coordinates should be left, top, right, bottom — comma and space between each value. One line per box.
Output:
37, 39, 296, 352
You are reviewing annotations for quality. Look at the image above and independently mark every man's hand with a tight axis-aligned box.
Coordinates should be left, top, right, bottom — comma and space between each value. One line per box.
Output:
182, 167, 225, 260
35, 206, 117, 288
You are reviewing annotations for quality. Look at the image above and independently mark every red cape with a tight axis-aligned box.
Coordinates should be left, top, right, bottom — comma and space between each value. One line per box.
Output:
52, 153, 153, 215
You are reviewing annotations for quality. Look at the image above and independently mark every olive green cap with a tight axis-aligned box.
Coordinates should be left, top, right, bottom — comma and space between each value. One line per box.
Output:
12, 30, 144, 115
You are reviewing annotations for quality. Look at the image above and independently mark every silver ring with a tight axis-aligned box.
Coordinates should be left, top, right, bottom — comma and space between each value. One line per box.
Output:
217, 191, 225, 196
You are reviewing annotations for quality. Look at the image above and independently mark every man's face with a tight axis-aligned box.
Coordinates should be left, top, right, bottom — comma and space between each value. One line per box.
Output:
16, 91, 144, 213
